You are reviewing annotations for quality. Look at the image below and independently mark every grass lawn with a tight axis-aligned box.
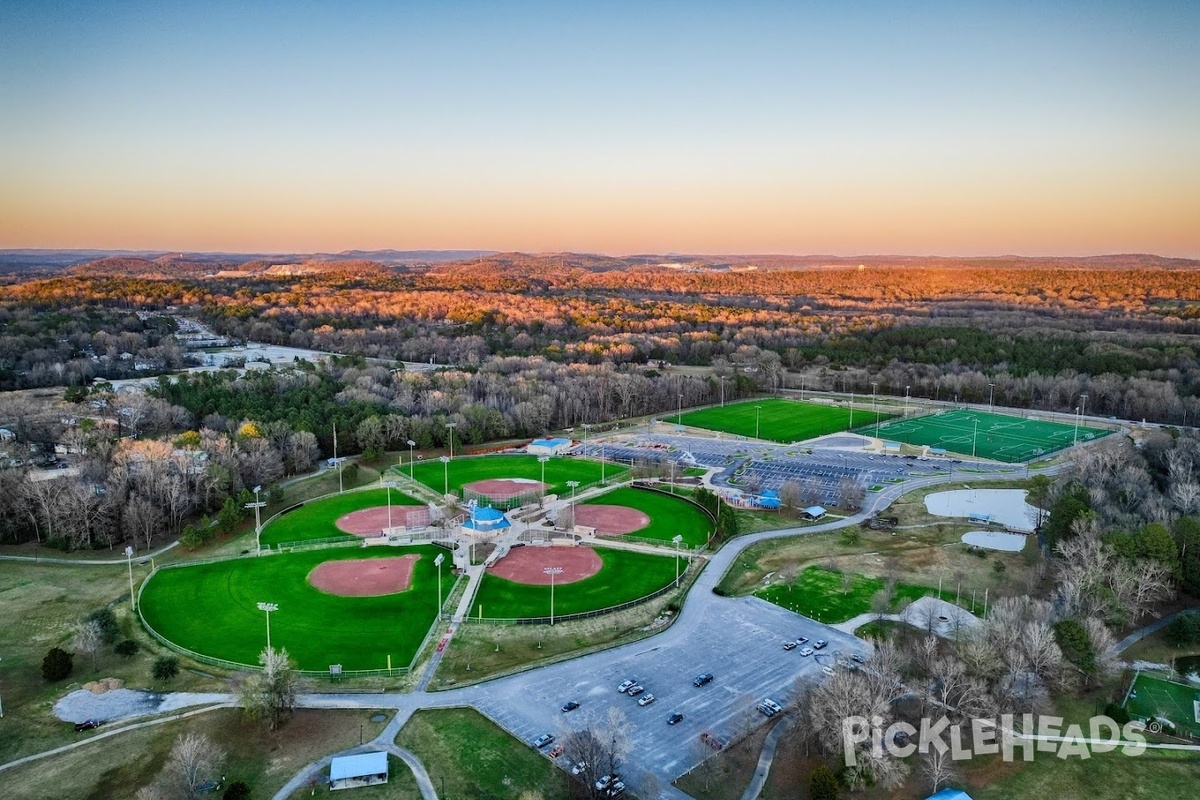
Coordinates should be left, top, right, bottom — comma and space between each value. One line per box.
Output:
867, 408, 1111, 463
260, 488, 423, 547
407, 454, 627, 498
584, 486, 714, 547
140, 545, 444, 671
1124, 673, 1200, 737
755, 566, 937, 623
470, 547, 679, 620
0, 708, 387, 800
396, 708, 567, 799
677, 397, 897, 443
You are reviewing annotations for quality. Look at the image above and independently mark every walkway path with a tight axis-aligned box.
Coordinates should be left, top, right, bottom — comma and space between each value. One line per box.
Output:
1115, 607, 1199, 654
739, 717, 789, 800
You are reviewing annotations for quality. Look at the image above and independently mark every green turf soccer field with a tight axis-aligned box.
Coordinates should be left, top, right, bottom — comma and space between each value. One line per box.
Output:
677, 397, 897, 443
140, 545, 444, 671
259, 487, 422, 548
470, 547, 679, 620
864, 408, 1110, 463
406, 453, 626, 498
583, 486, 714, 547
1123, 672, 1200, 738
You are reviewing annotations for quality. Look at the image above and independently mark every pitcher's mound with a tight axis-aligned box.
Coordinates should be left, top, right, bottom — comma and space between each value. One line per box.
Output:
575, 505, 650, 535
464, 478, 547, 500
308, 555, 420, 597
489, 546, 601, 585
336, 506, 429, 536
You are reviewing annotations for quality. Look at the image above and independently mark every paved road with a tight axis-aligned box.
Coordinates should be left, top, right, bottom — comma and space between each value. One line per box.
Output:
1115, 607, 1199, 654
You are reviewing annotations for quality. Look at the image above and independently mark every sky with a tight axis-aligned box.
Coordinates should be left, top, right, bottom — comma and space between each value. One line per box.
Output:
1, 1, 1197, 257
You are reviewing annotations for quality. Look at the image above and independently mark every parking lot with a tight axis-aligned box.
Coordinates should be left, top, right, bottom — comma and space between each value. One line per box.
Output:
467, 594, 869, 788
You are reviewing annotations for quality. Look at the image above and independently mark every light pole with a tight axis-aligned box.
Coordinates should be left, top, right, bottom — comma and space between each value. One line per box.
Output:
600, 440, 605, 484
904, 386, 910, 418
440, 455, 450, 496
407, 439, 416, 480
543, 566, 563, 624
434, 553, 445, 618
755, 405, 762, 439
849, 392, 854, 429
988, 383, 995, 412
678, 393, 683, 425
972, 419, 979, 458
566, 480, 580, 518
800, 374, 805, 400
383, 477, 393, 533
445, 422, 457, 460
246, 484, 266, 552
538, 455, 549, 494
871, 383, 880, 437
672, 534, 683, 587
1080, 393, 1089, 423
582, 422, 590, 457
256, 602, 278, 652
124, 546, 135, 610
720, 375, 726, 407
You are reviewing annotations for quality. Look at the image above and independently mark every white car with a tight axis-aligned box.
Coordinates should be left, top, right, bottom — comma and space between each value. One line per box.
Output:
617, 679, 635, 693
637, 693, 656, 706
799, 647, 814, 656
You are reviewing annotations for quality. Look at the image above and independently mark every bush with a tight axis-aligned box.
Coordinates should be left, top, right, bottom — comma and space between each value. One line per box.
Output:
86, 608, 120, 645
1165, 610, 1200, 647
810, 764, 840, 800
1104, 702, 1131, 725
153, 656, 180, 682
115, 639, 140, 658
223, 781, 251, 800
42, 647, 74, 682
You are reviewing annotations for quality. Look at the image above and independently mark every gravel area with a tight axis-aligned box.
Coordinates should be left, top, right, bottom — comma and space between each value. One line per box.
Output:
53, 689, 232, 723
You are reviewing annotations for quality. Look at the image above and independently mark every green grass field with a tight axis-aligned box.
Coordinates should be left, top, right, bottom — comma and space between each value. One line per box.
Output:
471, 547, 679, 620
140, 545, 445, 671
755, 565, 938, 623
396, 708, 565, 799
866, 408, 1110, 463
584, 486, 714, 547
407, 454, 626, 498
677, 397, 897, 443
260, 488, 423, 547
1124, 673, 1200, 738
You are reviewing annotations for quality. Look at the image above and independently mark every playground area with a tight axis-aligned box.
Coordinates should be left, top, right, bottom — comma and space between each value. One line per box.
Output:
677, 397, 897, 444
866, 408, 1109, 462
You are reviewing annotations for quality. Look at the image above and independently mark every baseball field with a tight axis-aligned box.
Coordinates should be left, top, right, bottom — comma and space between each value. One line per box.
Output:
259, 487, 424, 548
581, 486, 713, 547
407, 454, 626, 498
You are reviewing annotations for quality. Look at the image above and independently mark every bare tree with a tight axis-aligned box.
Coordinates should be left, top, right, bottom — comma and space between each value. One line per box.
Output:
72, 619, 103, 672
921, 748, 960, 795
166, 732, 225, 799
239, 647, 299, 731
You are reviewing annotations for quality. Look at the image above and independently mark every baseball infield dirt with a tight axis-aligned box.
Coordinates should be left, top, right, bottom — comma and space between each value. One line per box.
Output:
336, 506, 429, 536
487, 545, 601, 585
574, 504, 650, 535
308, 555, 420, 597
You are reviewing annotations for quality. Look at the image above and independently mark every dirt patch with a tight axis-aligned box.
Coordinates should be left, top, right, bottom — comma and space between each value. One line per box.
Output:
336, 506, 429, 536
463, 478, 547, 501
488, 546, 602, 585
83, 678, 124, 694
308, 555, 421, 597
575, 504, 650, 535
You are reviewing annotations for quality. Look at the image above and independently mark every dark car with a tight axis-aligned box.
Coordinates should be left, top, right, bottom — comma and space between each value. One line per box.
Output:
667, 713, 684, 725
561, 700, 580, 712
693, 673, 714, 687
626, 684, 645, 697
74, 719, 101, 732
851, 653, 866, 664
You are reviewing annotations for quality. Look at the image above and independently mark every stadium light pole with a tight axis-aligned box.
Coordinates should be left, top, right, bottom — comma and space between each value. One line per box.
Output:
870, 382, 879, 437
125, 546, 136, 610
384, 477, 393, 533
972, 419, 979, 458
672, 534, 683, 587
1074, 406, 1081, 446
538, 455, 549, 493
582, 422, 590, 457
407, 439, 416, 480
246, 484, 266, 552
600, 441, 605, 484
543, 566, 563, 625
849, 392, 854, 429
566, 480, 580, 518
256, 602, 278, 652
904, 386, 910, 418
720, 375, 726, 407
434, 553, 445, 619
445, 422, 457, 460
678, 393, 683, 425
988, 383, 995, 412
755, 405, 762, 440
440, 455, 450, 496
1080, 393, 1089, 423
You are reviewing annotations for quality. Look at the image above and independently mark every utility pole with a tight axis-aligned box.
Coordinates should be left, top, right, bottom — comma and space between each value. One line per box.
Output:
125, 546, 136, 610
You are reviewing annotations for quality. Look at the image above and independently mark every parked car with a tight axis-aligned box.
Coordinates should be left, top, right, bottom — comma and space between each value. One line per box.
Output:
637, 693, 656, 706
571, 760, 588, 776
617, 679, 636, 693
595, 773, 620, 791
813, 640, 828, 650
667, 713, 684, 725
693, 673, 714, 687
606, 780, 626, 797
561, 700, 580, 712
74, 719, 101, 732
533, 733, 555, 748
549, 743, 565, 758
757, 699, 783, 717
795, 636, 809, 644
782, 641, 797, 651
627, 684, 645, 697
822, 665, 835, 676
799, 647, 814, 656
851, 652, 865, 664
